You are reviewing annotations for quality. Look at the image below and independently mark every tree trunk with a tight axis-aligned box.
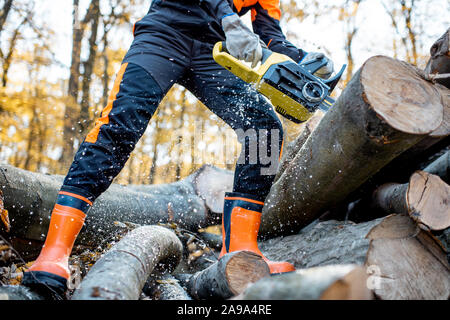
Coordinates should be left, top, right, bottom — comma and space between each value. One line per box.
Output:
0, 0, 13, 33
262, 56, 444, 238
186, 251, 270, 300
79, 0, 100, 137
259, 214, 450, 300
234, 264, 372, 300
72, 225, 183, 300
372, 171, 450, 230
0, 164, 232, 246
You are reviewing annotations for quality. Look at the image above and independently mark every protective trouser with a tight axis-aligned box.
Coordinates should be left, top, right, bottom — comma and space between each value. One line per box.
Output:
61, 25, 283, 203
23, 25, 284, 295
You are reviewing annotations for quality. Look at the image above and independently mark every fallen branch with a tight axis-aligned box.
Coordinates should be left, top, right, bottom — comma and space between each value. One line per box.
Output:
143, 274, 192, 300
72, 226, 183, 300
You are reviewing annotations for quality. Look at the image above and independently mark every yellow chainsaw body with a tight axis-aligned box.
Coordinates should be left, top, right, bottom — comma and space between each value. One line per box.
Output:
212, 42, 313, 123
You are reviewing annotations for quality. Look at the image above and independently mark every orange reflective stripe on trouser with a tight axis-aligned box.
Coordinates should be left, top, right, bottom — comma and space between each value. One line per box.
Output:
85, 63, 128, 144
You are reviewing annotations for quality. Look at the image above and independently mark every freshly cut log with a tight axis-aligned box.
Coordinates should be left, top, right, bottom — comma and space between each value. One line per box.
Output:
234, 264, 372, 300
366, 215, 450, 300
275, 110, 324, 183
0, 285, 44, 300
0, 165, 231, 246
259, 214, 450, 300
262, 56, 444, 238
372, 171, 450, 230
423, 150, 449, 183
186, 251, 270, 300
72, 226, 182, 300
424, 28, 449, 88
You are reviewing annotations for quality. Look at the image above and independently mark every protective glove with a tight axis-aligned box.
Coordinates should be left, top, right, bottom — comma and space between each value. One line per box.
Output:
222, 13, 262, 68
301, 52, 335, 80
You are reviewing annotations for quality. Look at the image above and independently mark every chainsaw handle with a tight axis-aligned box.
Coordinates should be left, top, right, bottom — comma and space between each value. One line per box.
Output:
220, 41, 273, 64
213, 42, 264, 84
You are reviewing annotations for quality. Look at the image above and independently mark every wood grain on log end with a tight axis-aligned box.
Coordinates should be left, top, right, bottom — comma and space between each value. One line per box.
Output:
225, 251, 271, 295
366, 214, 450, 300
407, 171, 450, 230
362, 56, 443, 134
187, 251, 270, 300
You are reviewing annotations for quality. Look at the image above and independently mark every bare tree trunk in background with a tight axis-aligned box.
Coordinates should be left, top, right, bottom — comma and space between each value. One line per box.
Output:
1, 15, 27, 87
400, 0, 418, 65
79, 0, 100, 138
175, 89, 187, 180
61, 0, 96, 170
343, 0, 362, 84
0, 0, 13, 33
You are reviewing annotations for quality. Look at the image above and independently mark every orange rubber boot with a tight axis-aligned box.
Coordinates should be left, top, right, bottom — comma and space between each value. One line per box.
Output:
219, 192, 295, 274
22, 196, 88, 296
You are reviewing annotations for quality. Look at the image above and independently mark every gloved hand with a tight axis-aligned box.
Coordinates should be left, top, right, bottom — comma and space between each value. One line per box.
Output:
222, 13, 262, 68
301, 52, 335, 79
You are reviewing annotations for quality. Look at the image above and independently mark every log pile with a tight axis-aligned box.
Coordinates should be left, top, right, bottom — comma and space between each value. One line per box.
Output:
0, 30, 449, 301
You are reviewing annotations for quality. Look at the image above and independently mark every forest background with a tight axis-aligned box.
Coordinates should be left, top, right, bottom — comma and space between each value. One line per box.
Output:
0, 0, 448, 185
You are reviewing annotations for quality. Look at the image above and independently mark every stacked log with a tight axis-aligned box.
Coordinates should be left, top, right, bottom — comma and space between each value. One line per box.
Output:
372, 171, 450, 230
262, 55, 444, 238
259, 214, 449, 300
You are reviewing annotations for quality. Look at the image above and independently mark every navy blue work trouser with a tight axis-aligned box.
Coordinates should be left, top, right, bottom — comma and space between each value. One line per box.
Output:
61, 25, 283, 204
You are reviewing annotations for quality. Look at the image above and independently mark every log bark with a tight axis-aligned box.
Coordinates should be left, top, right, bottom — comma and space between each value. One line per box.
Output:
259, 214, 450, 300
234, 264, 372, 300
372, 171, 450, 230
186, 251, 270, 300
143, 274, 192, 300
72, 225, 183, 300
424, 28, 450, 89
423, 150, 450, 183
0, 285, 44, 300
0, 164, 231, 246
262, 56, 444, 238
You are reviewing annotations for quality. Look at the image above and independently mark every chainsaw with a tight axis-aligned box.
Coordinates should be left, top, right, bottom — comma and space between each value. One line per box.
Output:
213, 42, 346, 123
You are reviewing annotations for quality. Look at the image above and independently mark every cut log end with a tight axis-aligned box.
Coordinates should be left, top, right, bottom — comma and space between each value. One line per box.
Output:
362, 56, 443, 134
366, 214, 450, 300
225, 251, 271, 295
407, 171, 450, 230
